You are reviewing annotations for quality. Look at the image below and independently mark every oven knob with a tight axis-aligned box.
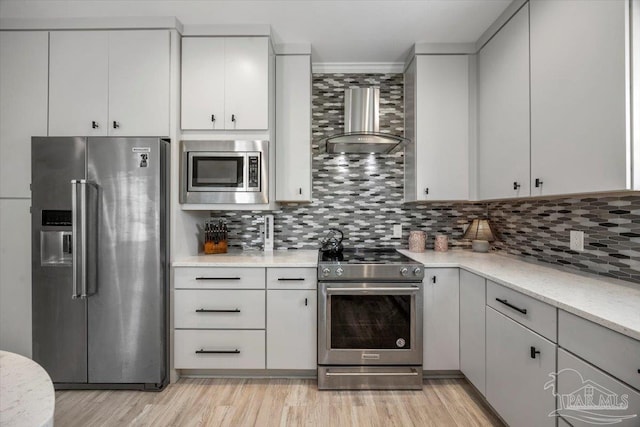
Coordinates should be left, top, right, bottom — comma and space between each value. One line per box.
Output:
322, 268, 331, 277
413, 267, 422, 276
400, 267, 409, 276
335, 267, 344, 276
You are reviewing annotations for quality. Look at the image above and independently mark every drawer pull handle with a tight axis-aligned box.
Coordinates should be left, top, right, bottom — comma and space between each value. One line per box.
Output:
495, 298, 527, 315
530, 346, 541, 359
195, 308, 241, 313
195, 277, 241, 281
277, 278, 305, 281
195, 349, 240, 354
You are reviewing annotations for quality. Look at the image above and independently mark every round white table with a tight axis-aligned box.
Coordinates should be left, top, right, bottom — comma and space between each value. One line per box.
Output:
0, 350, 55, 427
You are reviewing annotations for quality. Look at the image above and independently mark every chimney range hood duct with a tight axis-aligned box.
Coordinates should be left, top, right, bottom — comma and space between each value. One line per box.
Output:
323, 87, 408, 154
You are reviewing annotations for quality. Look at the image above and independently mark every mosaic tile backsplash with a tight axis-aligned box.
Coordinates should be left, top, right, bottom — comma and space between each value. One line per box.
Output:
211, 73, 640, 283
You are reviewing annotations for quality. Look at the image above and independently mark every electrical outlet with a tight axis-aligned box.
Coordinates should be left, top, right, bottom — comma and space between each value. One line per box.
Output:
393, 224, 402, 238
570, 230, 584, 252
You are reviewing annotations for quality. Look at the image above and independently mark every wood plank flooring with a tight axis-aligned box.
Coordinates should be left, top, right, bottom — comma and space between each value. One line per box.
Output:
54, 378, 504, 426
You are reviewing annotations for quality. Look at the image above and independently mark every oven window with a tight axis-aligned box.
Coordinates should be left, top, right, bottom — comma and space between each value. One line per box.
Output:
330, 295, 411, 349
192, 156, 243, 187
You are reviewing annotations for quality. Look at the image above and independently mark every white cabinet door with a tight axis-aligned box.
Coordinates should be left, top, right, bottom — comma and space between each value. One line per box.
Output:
275, 55, 312, 202
530, 0, 628, 196
412, 55, 469, 201
108, 30, 170, 137
0, 31, 48, 198
423, 268, 459, 370
486, 307, 556, 427
267, 290, 316, 370
224, 37, 269, 130
478, 4, 530, 200
459, 270, 486, 395
49, 31, 108, 136
181, 37, 225, 130
0, 199, 32, 357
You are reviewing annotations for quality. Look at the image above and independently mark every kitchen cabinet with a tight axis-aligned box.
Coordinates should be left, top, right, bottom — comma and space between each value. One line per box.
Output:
530, 0, 629, 196
49, 30, 169, 137
459, 270, 486, 395
486, 307, 556, 427
266, 267, 316, 370
173, 267, 266, 370
404, 55, 469, 201
181, 37, 269, 130
0, 199, 32, 357
423, 268, 459, 370
275, 55, 312, 202
0, 31, 49, 198
477, 4, 530, 200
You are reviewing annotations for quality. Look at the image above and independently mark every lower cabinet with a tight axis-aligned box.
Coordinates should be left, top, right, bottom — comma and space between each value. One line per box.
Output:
423, 268, 459, 370
486, 307, 556, 427
459, 270, 486, 395
267, 289, 316, 370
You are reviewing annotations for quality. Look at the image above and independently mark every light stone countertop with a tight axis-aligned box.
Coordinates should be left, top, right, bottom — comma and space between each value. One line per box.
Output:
0, 350, 55, 427
172, 249, 640, 341
172, 249, 319, 268
398, 250, 640, 342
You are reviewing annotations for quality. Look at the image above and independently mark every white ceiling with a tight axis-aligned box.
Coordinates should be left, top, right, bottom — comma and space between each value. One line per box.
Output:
0, 0, 512, 63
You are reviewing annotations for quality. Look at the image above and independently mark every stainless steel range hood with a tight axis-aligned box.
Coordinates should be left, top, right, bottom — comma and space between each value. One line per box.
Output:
324, 87, 408, 154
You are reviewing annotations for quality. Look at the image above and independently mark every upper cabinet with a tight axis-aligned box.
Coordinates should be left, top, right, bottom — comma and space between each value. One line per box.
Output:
529, 0, 629, 196
0, 31, 49, 198
405, 55, 469, 202
275, 54, 312, 202
49, 30, 170, 137
478, 4, 530, 200
181, 37, 269, 131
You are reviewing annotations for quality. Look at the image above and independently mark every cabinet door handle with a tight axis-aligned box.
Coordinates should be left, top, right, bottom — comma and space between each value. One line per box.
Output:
305, 298, 308, 306
535, 178, 543, 188
195, 277, 241, 281
92, 121, 99, 129
195, 349, 240, 354
530, 346, 541, 359
231, 114, 236, 122
195, 308, 240, 313
211, 114, 216, 122
513, 182, 521, 190
495, 298, 527, 315
113, 121, 120, 129
299, 188, 302, 195
277, 278, 305, 281
424, 188, 429, 195
431, 276, 437, 284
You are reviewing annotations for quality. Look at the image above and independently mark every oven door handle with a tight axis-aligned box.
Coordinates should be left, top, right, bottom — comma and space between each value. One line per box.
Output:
325, 286, 420, 294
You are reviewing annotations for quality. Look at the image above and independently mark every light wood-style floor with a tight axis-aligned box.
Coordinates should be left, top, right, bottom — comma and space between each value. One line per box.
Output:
55, 378, 504, 426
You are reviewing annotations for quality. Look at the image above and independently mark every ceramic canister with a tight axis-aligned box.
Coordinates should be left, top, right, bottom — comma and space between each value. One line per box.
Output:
434, 235, 449, 252
408, 230, 426, 252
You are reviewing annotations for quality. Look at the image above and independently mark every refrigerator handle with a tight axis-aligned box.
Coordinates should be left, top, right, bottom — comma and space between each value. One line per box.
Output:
71, 180, 91, 299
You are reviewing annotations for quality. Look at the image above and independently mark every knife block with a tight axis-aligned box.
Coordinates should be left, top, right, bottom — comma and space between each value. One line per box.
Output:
204, 239, 227, 254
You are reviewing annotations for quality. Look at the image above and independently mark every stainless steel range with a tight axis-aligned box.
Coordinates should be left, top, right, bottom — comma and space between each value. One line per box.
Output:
317, 248, 424, 390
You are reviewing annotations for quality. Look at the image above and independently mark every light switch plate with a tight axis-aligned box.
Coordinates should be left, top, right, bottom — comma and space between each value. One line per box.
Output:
570, 230, 584, 252
393, 224, 402, 238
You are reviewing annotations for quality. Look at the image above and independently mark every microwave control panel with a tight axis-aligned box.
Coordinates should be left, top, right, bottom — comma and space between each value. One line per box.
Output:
248, 155, 260, 189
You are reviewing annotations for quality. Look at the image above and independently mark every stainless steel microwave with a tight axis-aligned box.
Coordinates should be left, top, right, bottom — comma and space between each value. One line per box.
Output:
180, 140, 268, 204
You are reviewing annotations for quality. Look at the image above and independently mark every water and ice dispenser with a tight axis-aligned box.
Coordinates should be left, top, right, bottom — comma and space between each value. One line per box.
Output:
40, 210, 72, 266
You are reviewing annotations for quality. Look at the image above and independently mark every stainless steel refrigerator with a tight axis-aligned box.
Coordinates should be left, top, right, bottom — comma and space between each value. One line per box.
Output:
31, 137, 169, 390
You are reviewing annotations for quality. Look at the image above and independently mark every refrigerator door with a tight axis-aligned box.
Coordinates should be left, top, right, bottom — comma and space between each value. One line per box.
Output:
32, 137, 88, 383
86, 137, 167, 385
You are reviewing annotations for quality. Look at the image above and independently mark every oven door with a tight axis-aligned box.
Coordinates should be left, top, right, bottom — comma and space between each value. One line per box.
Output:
187, 152, 248, 192
318, 282, 423, 366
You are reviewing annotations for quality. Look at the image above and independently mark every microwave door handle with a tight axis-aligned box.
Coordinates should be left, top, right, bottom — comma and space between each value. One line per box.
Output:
243, 153, 249, 191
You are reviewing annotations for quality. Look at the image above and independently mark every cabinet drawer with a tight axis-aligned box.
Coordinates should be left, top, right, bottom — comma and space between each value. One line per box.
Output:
174, 330, 265, 369
559, 310, 640, 392
487, 280, 557, 342
174, 267, 265, 289
175, 290, 265, 329
558, 349, 640, 426
267, 268, 317, 289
